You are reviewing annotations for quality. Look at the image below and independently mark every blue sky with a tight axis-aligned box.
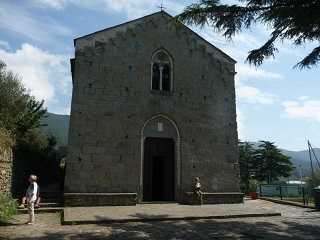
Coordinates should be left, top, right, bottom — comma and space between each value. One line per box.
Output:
0, 0, 319, 151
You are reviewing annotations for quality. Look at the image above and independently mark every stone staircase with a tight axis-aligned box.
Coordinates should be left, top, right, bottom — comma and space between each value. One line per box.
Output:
17, 191, 63, 214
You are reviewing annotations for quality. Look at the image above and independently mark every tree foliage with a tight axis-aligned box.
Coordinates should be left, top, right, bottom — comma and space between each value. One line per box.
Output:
177, 0, 320, 68
0, 60, 63, 194
0, 61, 46, 139
239, 141, 256, 192
238, 141, 294, 190
254, 141, 294, 183
13, 130, 60, 193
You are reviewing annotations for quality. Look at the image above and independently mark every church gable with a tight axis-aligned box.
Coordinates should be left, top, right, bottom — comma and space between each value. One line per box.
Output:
71, 11, 238, 108
74, 11, 236, 67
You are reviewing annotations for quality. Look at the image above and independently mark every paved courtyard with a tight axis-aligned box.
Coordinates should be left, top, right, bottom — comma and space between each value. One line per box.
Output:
1, 200, 320, 240
63, 200, 280, 224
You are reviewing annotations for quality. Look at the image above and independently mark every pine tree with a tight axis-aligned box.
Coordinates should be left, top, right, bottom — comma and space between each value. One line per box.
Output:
253, 141, 294, 183
177, 0, 320, 68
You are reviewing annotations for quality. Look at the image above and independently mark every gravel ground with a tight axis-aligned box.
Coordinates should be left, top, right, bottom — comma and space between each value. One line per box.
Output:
1, 200, 320, 240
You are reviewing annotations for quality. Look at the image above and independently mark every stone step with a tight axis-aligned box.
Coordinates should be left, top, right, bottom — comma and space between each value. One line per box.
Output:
41, 197, 62, 203
17, 202, 63, 214
18, 207, 62, 214
19, 202, 63, 209
15, 198, 62, 204
39, 202, 62, 208
39, 191, 62, 198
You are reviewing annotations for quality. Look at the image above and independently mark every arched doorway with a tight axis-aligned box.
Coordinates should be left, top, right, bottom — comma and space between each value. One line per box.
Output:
140, 115, 180, 202
143, 137, 175, 201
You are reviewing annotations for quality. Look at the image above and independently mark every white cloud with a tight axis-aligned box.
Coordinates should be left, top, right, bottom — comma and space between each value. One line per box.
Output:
32, 0, 184, 18
237, 86, 279, 105
99, 0, 160, 18
236, 64, 283, 80
0, 43, 71, 109
233, 32, 262, 48
282, 99, 320, 122
0, 40, 10, 50
298, 96, 310, 101
50, 106, 71, 115
33, 0, 68, 9
0, 2, 72, 43
236, 108, 246, 139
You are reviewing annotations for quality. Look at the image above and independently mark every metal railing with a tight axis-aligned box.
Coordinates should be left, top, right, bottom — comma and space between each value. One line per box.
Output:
259, 184, 314, 206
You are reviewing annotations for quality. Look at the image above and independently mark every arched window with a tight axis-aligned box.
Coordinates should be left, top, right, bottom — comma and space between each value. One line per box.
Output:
151, 50, 173, 92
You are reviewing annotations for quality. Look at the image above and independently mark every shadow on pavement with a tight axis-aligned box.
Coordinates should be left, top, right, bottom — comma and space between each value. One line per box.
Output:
2, 215, 320, 240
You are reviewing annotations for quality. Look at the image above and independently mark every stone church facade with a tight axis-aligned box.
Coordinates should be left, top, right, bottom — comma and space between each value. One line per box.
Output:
64, 11, 243, 206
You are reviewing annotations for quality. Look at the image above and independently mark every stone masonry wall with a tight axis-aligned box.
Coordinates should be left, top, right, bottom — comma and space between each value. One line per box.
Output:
65, 11, 240, 202
0, 146, 13, 194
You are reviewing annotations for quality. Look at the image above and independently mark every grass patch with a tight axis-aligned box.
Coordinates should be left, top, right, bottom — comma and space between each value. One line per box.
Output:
0, 193, 17, 224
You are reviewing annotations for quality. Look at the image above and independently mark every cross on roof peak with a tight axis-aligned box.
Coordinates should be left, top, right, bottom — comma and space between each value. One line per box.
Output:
158, 3, 166, 11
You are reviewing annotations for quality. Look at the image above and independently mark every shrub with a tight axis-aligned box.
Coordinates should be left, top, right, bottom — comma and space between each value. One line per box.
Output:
248, 179, 258, 192
0, 193, 17, 223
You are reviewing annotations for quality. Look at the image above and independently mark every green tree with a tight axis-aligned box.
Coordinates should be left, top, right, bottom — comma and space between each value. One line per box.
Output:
13, 131, 60, 191
0, 61, 46, 138
0, 60, 62, 194
253, 141, 294, 184
239, 141, 256, 193
177, 0, 320, 68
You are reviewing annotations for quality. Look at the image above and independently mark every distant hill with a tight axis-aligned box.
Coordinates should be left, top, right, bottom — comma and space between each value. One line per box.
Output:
40, 113, 320, 178
281, 148, 320, 178
40, 112, 70, 146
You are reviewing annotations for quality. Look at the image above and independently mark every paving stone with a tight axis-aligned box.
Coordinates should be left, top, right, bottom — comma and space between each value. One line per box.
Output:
2, 200, 320, 239
62, 200, 280, 224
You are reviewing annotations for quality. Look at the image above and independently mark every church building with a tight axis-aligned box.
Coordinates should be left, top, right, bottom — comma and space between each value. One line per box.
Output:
64, 11, 243, 206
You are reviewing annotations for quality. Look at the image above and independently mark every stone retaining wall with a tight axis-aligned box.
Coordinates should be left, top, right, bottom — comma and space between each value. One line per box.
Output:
0, 146, 13, 194
183, 192, 244, 205
64, 193, 137, 207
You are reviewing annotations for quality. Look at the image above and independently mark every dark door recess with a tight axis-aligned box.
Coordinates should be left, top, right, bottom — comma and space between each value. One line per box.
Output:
143, 137, 175, 201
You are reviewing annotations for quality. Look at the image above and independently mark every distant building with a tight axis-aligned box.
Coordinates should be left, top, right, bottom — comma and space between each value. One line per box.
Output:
286, 180, 306, 185
64, 11, 242, 206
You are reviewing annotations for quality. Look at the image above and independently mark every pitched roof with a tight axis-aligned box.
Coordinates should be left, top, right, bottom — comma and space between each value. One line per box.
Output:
74, 11, 236, 63
74, 11, 162, 44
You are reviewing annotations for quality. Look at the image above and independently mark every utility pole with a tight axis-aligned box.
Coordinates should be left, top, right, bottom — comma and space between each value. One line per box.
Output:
299, 164, 304, 201
308, 140, 315, 186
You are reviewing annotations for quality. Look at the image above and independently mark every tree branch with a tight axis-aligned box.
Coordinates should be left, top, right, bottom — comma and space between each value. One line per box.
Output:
295, 45, 320, 69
